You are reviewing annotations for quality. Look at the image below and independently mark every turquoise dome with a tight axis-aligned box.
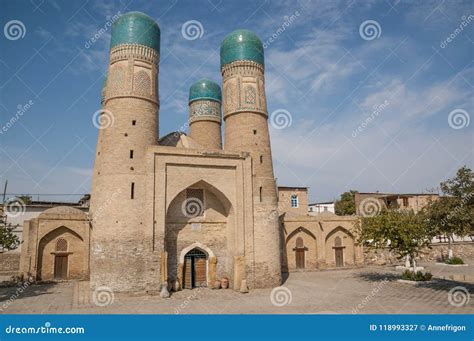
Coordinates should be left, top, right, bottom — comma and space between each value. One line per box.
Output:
189, 79, 222, 103
110, 12, 160, 53
220, 29, 264, 68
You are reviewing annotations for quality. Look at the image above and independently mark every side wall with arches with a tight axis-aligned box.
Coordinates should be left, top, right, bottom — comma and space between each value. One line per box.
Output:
281, 214, 364, 271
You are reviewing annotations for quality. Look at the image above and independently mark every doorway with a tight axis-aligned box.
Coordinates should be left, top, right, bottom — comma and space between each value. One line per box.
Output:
54, 255, 68, 279
335, 248, 344, 267
294, 237, 306, 269
183, 248, 207, 289
333, 236, 344, 267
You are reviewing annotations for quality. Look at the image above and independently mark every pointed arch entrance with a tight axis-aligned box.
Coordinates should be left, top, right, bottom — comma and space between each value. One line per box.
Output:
165, 180, 232, 288
285, 226, 316, 270
183, 248, 207, 288
178, 242, 216, 289
294, 237, 307, 269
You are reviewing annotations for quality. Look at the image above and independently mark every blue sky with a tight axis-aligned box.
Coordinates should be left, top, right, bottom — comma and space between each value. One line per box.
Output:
0, 0, 473, 203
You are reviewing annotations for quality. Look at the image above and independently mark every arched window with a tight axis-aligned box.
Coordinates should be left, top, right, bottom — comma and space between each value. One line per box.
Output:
334, 236, 342, 247
291, 194, 298, 208
56, 238, 68, 252
296, 237, 304, 248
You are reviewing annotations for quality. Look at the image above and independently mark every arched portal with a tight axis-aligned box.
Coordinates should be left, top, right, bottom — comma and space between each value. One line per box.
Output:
285, 226, 316, 270
37, 226, 85, 280
326, 227, 354, 268
165, 180, 232, 288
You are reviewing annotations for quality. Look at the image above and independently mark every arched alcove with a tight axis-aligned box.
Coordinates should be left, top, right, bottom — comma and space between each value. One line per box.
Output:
285, 226, 317, 270
164, 180, 233, 288
325, 226, 355, 268
37, 226, 86, 280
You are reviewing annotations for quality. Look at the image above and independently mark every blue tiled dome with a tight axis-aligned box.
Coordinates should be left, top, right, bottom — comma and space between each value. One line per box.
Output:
189, 79, 222, 103
220, 29, 264, 68
110, 12, 160, 53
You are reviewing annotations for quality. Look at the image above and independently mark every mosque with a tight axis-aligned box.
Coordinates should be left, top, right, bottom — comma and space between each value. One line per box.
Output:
18, 12, 363, 293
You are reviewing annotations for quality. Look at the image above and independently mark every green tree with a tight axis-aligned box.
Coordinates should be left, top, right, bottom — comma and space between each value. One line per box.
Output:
0, 209, 20, 251
425, 166, 474, 258
440, 166, 474, 199
12, 195, 32, 205
335, 190, 357, 215
356, 209, 433, 272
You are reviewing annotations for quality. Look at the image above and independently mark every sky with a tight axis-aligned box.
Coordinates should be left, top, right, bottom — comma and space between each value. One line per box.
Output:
0, 0, 473, 203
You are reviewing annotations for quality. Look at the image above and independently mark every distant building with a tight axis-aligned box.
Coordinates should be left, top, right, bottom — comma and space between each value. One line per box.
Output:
2, 198, 89, 253
354, 192, 439, 215
308, 201, 335, 214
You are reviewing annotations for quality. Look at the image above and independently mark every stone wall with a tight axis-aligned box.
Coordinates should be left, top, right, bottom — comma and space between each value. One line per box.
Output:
364, 242, 474, 265
0, 253, 20, 272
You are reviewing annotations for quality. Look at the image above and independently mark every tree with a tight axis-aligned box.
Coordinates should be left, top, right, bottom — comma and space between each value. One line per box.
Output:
425, 166, 474, 258
356, 209, 433, 272
335, 190, 357, 215
440, 166, 474, 199
0, 208, 20, 251
12, 195, 32, 205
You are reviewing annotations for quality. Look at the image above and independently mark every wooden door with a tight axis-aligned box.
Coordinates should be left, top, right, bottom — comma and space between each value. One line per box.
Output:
295, 249, 305, 269
54, 255, 68, 279
183, 259, 192, 289
183, 249, 207, 288
335, 248, 343, 267
194, 258, 207, 287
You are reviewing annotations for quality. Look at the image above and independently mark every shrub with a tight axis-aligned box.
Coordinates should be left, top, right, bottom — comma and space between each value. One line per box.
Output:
401, 270, 432, 281
445, 257, 464, 265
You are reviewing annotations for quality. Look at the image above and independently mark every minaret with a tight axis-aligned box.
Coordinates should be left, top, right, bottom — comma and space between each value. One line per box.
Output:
220, 30, 281, 287
188, 79, 222, 149
90, 12, 160, 291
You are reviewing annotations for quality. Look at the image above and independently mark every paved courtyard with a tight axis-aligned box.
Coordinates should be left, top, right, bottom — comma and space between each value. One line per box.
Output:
0, 265, 472, 314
